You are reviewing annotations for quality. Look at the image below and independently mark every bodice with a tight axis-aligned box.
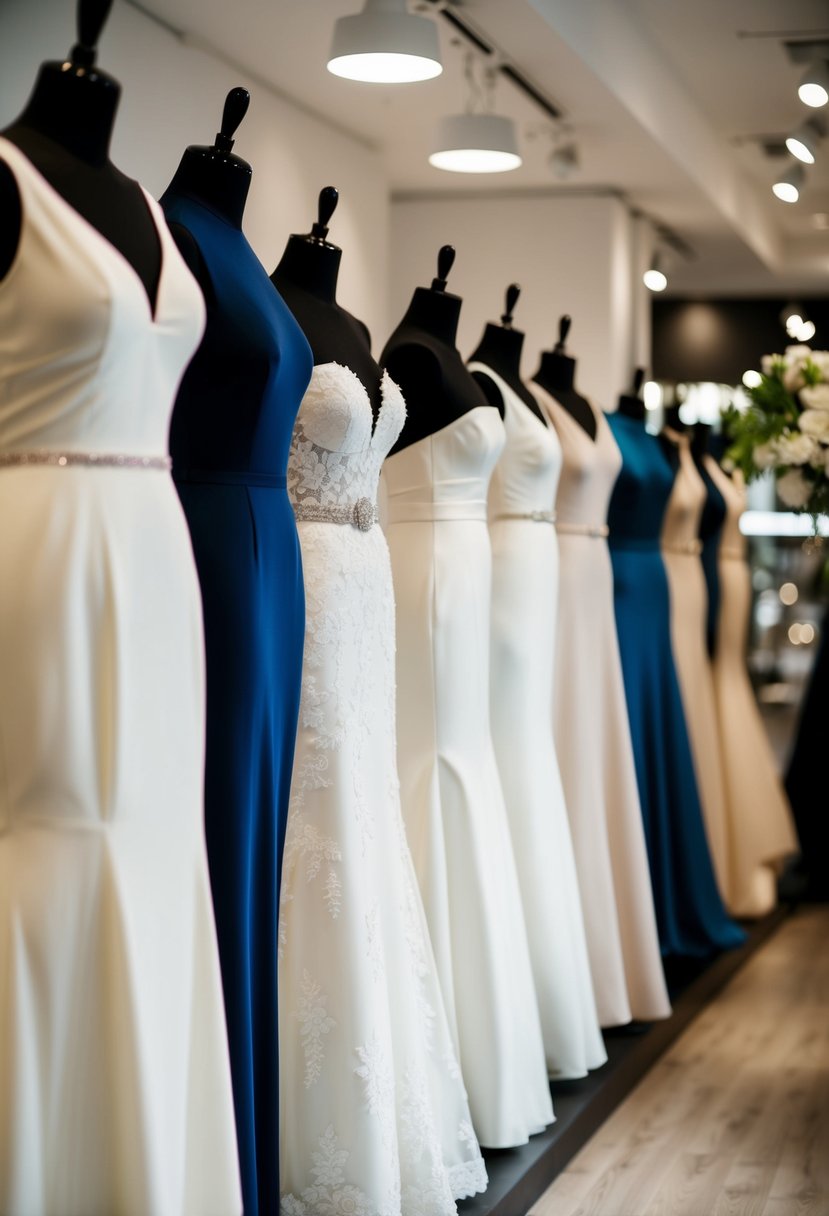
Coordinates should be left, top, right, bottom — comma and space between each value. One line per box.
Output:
287, 362, 405, 511
0, 137, 204, 457
467, 363, 561, 518
533, 383, 621, 529
162, 191, 313, 480
661, 428, 707, 550
382, 406, 506, 523
606, 413, 675, 545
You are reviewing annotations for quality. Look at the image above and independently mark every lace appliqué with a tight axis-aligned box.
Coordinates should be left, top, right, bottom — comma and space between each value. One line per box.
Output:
296, 971, 336, 1089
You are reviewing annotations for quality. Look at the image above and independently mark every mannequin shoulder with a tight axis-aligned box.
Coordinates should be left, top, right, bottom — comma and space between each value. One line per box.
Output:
382, 340, 443, 397
0, 158, 22, 281
469, 367, 505, 417
166, 219, 214, 303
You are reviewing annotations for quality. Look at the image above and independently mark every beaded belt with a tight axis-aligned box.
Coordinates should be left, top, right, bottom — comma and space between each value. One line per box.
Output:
493, 509, 557, 524
663, 538, 703, 556
557, 521, 609, 538
0, 450, 171, 471
293, 496, 378, 531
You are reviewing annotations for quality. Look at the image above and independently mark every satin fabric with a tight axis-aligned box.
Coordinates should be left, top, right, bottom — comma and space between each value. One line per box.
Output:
470, 362, 606, 1079
384, 406, 554, 1148
606, 413, 744, 956
0, 137, 241, 1215
706, 459, 798, 915
532, 385, 670, 1027
162, 189, 312, 1216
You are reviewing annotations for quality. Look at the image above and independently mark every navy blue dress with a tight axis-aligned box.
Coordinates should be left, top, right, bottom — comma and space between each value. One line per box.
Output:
606, 413, 745, 957
695, 453, 727, 658
162, 190, 313, 1216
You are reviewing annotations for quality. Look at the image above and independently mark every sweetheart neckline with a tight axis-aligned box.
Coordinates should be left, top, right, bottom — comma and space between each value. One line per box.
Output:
309, 361, 401, 445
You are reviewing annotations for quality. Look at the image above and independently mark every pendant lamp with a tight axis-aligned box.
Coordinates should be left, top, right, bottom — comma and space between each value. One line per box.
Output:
327, 0, 442, 84
429, 113, 521, 173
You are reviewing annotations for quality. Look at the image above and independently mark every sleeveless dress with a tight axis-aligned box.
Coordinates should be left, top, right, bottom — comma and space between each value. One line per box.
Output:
660, 428, 731, 903
161, 189, 312, 1216
707, 459, 798, 916
384, 406, 553, 1148
0, 138, 241, 1214
532, 385, 671, 1027
606, 413, 744, 957
696, 453, 727, 658
469, 363, 605, 1079
279, 364, 487, 1213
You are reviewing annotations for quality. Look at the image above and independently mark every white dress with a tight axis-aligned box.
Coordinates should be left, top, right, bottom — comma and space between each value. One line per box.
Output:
533, 385, 671, 1028
469, 363, 606, 1079
279, 363, 487, 1214
706, 459, 798, 915
0, 138, 241, 1214
384, 406, 554, 1149
660, 429, 731, 901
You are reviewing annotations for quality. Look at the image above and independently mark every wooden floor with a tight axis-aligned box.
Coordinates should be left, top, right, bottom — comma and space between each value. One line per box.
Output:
531, 905, 829, 1216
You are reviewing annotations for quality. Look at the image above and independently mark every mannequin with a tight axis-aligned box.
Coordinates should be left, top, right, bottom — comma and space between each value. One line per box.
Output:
382, 245, 502, 454
0, 0, 160, 306
468, 283, 547, 425
162, 87, 252, 292
271, 187, 382, 420
662, 401, 685, 432
692, 420, 711, 461
617, 367, 647, 423
532, 316, 597, 440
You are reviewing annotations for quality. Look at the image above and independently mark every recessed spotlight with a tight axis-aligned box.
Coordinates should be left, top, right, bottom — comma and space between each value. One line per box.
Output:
786, 119, 822, 164
643, 253, 667, 291
772, 162, 805, 203
798, 60, 829, 108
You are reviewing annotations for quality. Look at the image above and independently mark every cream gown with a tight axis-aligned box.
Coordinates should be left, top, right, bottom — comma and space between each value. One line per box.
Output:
533, 384, 671, 1028
706, 458, 798, 915
278, 364, 487, 1212
660, 428, 731, 902
384, 405, 554, 1149
469, 362, 606, 1079
0, 138, 241, 1215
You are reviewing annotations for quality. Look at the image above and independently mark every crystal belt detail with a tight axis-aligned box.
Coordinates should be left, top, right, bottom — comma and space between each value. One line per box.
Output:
0, 450, 172, 471
557, 521, 609, 538
493, 509, 557, 524
293, 497, 379, 531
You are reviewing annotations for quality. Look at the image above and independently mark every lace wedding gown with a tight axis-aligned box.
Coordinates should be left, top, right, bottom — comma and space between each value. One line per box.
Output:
278, 363, 487, 1214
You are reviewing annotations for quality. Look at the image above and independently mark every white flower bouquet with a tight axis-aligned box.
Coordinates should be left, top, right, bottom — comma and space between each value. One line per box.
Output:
724, 344, 829, 518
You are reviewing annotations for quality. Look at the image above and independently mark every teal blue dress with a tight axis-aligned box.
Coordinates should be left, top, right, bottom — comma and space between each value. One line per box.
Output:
162, 189, 313, 1216
606, 413, 745, 957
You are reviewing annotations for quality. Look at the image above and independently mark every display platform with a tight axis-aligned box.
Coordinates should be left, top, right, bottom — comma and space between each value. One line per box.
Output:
459, 903, 791, 1216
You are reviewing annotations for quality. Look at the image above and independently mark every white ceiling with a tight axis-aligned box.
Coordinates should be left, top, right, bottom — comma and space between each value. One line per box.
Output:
133, 0, 829, 296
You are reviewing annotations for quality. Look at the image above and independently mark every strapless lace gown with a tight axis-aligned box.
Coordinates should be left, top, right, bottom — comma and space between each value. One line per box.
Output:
278, 363, 487, 1214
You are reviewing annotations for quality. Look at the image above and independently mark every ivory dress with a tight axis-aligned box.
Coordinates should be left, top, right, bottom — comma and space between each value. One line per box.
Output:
660, 428, 731, 901
278, 364, 487, 1212
533, 385, 670, 1027
469, 363, 605, 1079
0, 138, 241, 1215
706, 459, 798, 915
384, 405, 554, 1148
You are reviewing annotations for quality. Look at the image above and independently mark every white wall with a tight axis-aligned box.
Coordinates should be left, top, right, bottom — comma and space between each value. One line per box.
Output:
389, 192, 648, 409
0, 0, 390, 346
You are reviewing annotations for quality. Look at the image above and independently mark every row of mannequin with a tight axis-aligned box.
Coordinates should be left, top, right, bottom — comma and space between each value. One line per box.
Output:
0, 5, 798, 1214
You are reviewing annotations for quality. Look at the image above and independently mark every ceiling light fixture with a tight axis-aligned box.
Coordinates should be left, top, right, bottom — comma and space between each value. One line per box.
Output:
643, 253, 667, 292
786, 119, 822, 163
772, 162, 805, 202
327, 0, 442, 84
798, 60, 829, 108
430, 113, 521, 172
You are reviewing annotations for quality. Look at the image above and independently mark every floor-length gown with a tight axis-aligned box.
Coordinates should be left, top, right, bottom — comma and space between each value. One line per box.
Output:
469, 362, 606, 1079
606, 413, 745, 956
162, 189, 312, 1216
532, 385, 670, 1027
279, 364, 488, 1212
0, 137, 241, 1215
696, 453, 727, 658
660, 428, 731, 903
384, 406, 554, 1147
706, 459, 798, 916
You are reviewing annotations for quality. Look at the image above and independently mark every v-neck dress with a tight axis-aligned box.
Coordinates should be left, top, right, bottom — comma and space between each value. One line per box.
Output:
0, 137, 241, 1215
533, 384, 670, 1027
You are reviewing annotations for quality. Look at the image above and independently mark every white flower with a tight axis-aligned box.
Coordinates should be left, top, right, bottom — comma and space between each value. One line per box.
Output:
785, 344, 813, 362
761, 354, 783, 376
752, 441, 778, 470
777, 469, 813, 509
800, 383, 829, 411
776, 432, 818, 465
784, 364, 807, 392
800, 410, 829, 442
808, 350, 829, 378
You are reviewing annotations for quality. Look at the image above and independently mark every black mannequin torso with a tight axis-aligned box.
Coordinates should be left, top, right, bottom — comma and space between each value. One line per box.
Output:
382, 246, 502, 455
468, 285, 547, 426
691, 421, 711, 462
532, 318, 596, 440
616, 367, 647, 422
0, 0, 161, 308
271, 188, 382, 420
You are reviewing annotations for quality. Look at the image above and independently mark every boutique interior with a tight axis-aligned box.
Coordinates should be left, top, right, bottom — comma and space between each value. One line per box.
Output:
1, 1, 828, 1215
